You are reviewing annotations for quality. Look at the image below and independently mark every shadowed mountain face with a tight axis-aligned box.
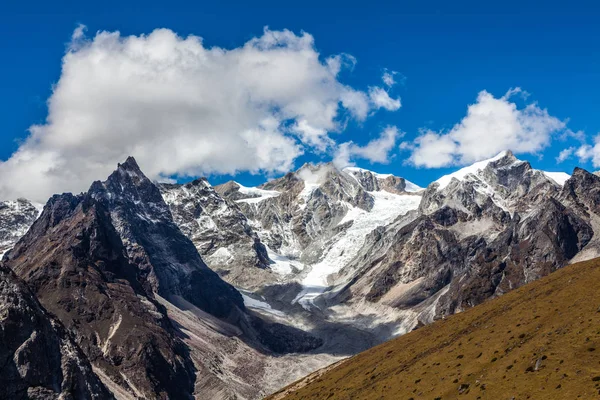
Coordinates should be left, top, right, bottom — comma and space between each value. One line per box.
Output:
4, 193, 196, 399
0, 263, 114, 400
88, 157, 245, 322
86, 158, 322, 355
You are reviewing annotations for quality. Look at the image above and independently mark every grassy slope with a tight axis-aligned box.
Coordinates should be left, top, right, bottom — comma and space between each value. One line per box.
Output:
270, 258, 600, 400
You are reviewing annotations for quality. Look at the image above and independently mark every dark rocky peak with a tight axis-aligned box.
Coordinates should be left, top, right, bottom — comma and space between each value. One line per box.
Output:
91, 157, 171, 222
94, 159, 322, 356
4, 193, 196, 399
0, 264, 114, 399
118, 155, 144, 178
560, 167, 600, 216
89, 159, 246, 321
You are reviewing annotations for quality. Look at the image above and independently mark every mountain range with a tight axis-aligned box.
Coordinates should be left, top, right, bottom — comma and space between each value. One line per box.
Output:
2, 150, 600, 399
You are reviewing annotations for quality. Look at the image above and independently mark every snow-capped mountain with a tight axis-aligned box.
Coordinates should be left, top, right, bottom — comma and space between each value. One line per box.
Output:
2, 158, 324, 400
4, 151, 600, 399
330, 151, 593, 326
161, 151, 599, 339
158, 178, 272, 290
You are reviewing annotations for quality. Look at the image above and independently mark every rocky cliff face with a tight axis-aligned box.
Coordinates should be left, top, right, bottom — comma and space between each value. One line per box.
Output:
159, 179, 271, 290
1, 159, 323, 400
87, 158, 321, 355
0, 263, 113, 399
88, 157, 246, 322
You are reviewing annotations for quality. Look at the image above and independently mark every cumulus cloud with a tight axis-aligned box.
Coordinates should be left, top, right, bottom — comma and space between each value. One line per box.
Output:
403, 88, 567, 168
0, 26, 399, 202
334, 126, 402, 167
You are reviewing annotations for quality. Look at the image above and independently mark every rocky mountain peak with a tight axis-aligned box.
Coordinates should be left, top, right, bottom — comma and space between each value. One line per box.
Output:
560, 167, 600, 215
159, 177, 272, 287
118, 155, 143, 174
89, 159, 247, 321
420, 150, 566, 216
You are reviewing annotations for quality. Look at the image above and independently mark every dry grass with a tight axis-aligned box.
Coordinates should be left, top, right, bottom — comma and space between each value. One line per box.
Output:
269, 257, 600, 399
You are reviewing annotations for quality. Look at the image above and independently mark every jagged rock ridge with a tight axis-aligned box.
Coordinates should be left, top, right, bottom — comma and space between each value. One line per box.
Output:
2, 158, 323, 400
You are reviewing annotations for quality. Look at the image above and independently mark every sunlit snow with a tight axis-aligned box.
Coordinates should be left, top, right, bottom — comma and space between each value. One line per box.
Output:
435, 151, 510, 190
543, 171, 570, 186
294, 190, 422, 309
234, 182, 281, 204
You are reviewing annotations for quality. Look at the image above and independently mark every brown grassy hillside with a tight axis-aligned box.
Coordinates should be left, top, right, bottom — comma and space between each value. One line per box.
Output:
270, 257, 600, 400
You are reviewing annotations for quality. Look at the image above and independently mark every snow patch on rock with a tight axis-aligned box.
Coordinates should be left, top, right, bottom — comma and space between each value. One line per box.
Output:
543, 171, 570, 186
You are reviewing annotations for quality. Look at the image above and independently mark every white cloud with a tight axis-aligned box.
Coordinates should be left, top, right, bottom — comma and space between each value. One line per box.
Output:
556, 147, 575, 163
382, 71, 396, 87
381, 70, 405, 88
71, 24, 86, 41
0, 26, 399, 202
368, 87, 401, 111
405, 88, 566, 168
334, 126, 402, 167
575, 134, 600, 167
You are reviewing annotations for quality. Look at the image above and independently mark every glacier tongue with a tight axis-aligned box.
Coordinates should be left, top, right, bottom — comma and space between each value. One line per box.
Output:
294, 190, 422, 309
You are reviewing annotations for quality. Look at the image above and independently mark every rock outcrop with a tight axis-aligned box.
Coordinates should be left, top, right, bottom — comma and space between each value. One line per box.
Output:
0, 263, 114, 399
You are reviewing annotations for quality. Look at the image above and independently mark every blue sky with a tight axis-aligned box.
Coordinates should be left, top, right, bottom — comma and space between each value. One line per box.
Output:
1, 0, 599, 200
